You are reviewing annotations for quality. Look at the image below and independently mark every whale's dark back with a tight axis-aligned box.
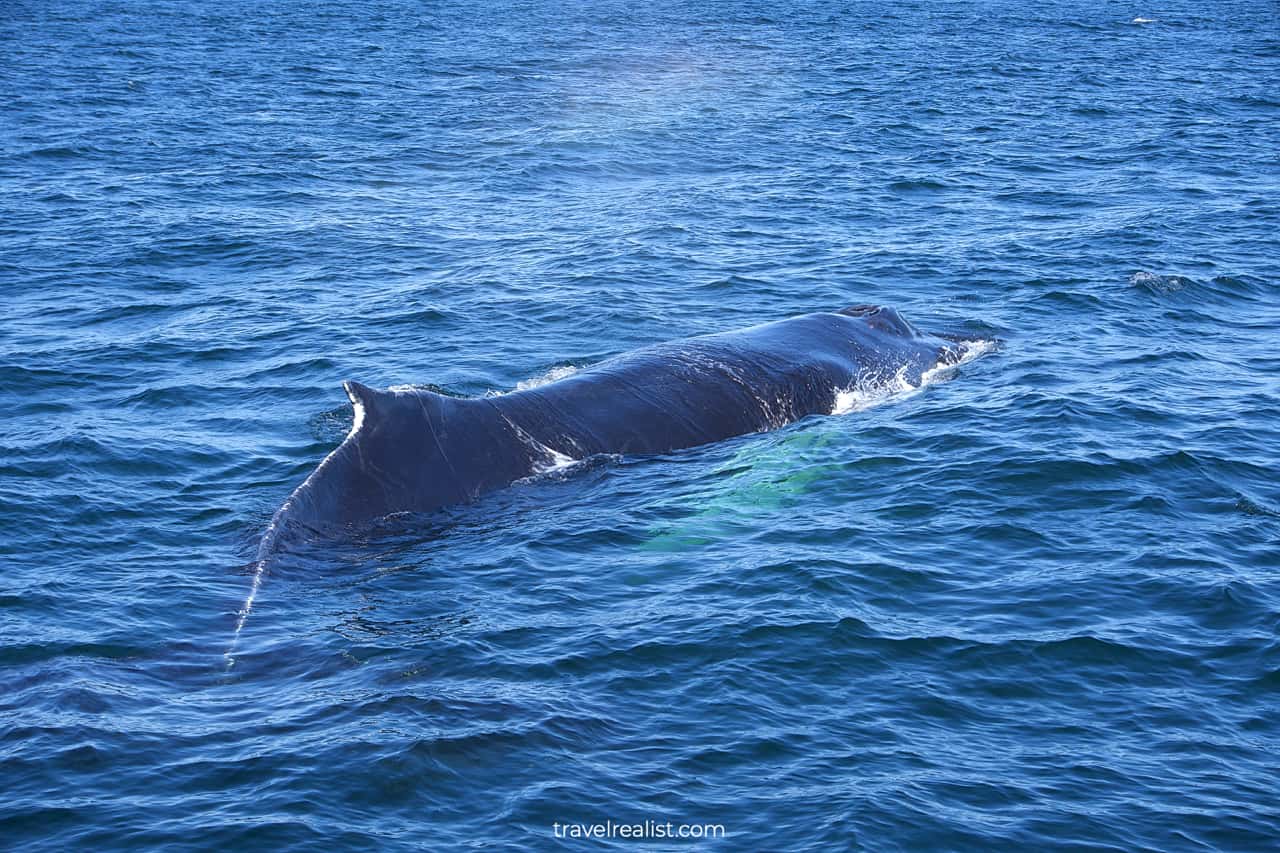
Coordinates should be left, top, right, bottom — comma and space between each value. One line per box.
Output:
266, 308, 964, 540
495, 311, 910, 456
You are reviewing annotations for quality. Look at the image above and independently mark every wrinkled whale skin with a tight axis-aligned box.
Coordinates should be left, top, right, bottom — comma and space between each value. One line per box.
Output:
267, 307, 965, 539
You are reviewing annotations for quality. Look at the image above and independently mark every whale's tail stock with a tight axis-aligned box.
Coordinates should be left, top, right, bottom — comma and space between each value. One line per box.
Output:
225, 379, 382, 671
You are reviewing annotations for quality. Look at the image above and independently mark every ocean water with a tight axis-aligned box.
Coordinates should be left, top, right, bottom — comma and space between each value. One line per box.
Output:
3, 0, 1279, 849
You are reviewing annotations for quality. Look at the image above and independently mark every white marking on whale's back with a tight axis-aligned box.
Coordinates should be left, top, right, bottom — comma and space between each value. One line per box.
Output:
499, 413, 581, 475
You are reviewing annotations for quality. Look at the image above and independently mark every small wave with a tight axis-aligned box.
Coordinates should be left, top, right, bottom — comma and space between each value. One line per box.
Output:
1236, 494, 1280, 519
888, 177, 950, 193
831, 339, 995, 415
1129, 271, 1193, 293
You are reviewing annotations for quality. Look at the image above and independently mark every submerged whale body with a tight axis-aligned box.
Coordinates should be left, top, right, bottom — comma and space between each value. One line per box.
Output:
264, 306, 974, 547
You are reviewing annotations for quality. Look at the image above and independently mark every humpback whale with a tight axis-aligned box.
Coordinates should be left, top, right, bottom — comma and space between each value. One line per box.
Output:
226, 305, 984, 665
261, 306, 979, 551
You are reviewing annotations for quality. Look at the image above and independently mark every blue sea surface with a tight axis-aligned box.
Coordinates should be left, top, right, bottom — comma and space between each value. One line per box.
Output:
3, 0, 1279, 849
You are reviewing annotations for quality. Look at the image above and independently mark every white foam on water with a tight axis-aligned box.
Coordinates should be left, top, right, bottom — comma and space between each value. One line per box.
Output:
515, 364, 579, 391
1129, 271, 1190, 293
831, 338, 995, 416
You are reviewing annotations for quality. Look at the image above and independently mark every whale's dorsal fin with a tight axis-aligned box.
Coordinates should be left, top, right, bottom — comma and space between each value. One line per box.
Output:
343, 380, 384, 410
343, 380, 394, 431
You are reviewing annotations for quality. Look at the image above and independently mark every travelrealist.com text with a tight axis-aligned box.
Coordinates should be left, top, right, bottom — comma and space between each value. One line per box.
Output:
552, 820, 726, 840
